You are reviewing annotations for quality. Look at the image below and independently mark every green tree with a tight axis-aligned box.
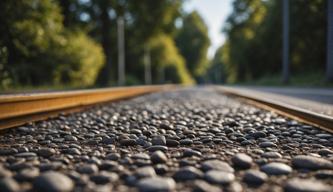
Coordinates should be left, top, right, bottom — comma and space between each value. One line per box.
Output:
176, 11, 210, 82
0, 0, 104, 88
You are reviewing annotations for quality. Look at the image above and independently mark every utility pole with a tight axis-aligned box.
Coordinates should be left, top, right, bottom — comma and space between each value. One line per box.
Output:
282, 0, 290, 83
117, 16, 125, 86
144, 44, 152, 84
326, 0, 333, 82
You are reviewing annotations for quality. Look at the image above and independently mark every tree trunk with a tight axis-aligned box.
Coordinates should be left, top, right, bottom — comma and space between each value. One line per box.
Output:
282, 0, 290, 83
96, 2, 112, 86
326, 0, 333, 82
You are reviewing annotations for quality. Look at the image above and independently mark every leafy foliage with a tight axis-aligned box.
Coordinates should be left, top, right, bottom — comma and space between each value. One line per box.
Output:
0, 0, 104, 88
217, 0, 327, 83
176, 11, 210, 81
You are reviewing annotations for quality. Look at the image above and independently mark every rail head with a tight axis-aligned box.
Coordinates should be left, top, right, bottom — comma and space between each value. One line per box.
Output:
0, 85, 177, 130
216, 86, 333, 133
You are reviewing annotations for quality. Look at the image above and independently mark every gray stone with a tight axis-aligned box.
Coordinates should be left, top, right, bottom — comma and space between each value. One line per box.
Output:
201, 160, 234, 172
152, 136, 166, 146
33, 171, 74, 192
231, 153, 252, 169
262, 152, 282, 158
37, 148, 56, 157
90, 171, 119, 184
259, 142, 277, 148
243, 170, 267, 185
77, 164, 98, 174
137, 177, 176, 192
0, 177, 20, 192
284, 178, 332, 192
193, 180, 222, 192
260, 162, 292, 175
136, 166, 156, 178
292, 155, 333, 170
204, 170, 235, 185
173, 166, 203, 181
151, 151, 167, 164
147, 145, 168, 152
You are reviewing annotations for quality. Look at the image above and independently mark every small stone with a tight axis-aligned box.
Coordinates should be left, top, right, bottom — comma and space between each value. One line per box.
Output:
262, 152, 282, 159
0, 148, 18, 156
292, 155, 333, 170
136, 166, 156, 178
90, 171, 119, 184
0, 177, 20, 192
284, 178, 332, 192
259, 142, 277, 148
204, 170, 235, 185
106, 153, 121, 161
261, 162, 292, 175
33, 171, 74, 192
193, 180, 222, 192
152, 136, 166, 146
173, 166, 203, 181
243, 170, 268, 185
147, 145, 168, 152
183, 148, 202, 157
120, 139, 137, 146
151, 151, 167, 164
201, 160, 234, 172
14, 152, 37, 158
166, 139, 179, 147
318, 149, 333, 156
179, 139, 193, 145
15, 167, 39, 181
37, 148, 56, 158
77, 164, 98, 174
137, 177, 176, 192
315, 170, 333, 179
232, 153, 252, 169
0, 167, 12, 178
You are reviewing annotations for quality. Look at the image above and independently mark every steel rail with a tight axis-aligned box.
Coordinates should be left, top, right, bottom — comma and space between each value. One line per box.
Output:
217, 86, 333, 133
0, 85, 175, 130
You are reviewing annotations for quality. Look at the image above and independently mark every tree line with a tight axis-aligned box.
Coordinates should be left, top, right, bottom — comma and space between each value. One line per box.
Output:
208, 0, 328, 84
0, 0, 210, 89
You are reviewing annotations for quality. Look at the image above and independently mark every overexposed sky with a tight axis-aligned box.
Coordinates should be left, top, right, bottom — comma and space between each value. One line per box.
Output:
183, 0, 233, 58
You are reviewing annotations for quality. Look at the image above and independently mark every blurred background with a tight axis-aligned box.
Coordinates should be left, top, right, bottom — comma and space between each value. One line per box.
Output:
0, 0, 332, 92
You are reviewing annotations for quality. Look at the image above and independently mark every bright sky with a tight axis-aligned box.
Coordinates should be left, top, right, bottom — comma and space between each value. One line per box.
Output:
183, 0, 233, 58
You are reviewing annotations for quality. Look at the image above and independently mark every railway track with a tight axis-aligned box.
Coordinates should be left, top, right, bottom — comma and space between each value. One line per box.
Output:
0, 86, 332, 192
0, 85, 175, 130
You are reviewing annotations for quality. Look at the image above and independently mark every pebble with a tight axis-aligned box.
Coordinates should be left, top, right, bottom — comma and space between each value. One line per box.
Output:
14, 152, 37, 158
166, 139, 179, 147
262, 151, 282, 158
137, 177, 176, 192
0, 177, 20, 192
136, 166, 156, 178
173, 166, 203, 181
292, 155, 333, 170
37, 148, 56, 157
261, 162, 292, 175
152, 136, 166, 146
201, 160, 234, 172
259, 141, 277, 148
33, 171, 74, 192
183, 148, 202, 157
90, 171, 119, 184
151, 151, 167, 164
231, 153, 252, 169
77, 164, 98, 174
193, 180, 222, 192
284, 178, 332, 192
120, 139, 137, 146
242, 170, 268, 185
147, 145, 168, 152
204, 170, 235, 185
